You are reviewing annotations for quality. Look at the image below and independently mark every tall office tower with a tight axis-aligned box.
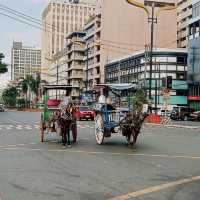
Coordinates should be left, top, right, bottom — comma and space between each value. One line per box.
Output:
11, 42, 41, 81
84, 0, 177, 86
177, 0, 192, 48
41, 0, 96, 80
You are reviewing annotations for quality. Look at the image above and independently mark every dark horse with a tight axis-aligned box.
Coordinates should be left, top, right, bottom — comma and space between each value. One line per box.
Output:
53, 108, 71, 146
54, 104, 77, 146
120, 112, 147, 147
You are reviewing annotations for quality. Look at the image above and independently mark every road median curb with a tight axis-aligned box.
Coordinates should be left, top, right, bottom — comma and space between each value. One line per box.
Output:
146, 123, 200, 130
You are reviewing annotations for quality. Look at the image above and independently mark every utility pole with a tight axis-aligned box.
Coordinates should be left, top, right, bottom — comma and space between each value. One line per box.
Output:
153, 61, 161, 114
56, 64, 59, 85
85, 43, 89, 92
145, 44, 150, 88
158, 62, 160, 106
118, 60, 121, 84
146, 1, 156, 102
126, 0, 176, 114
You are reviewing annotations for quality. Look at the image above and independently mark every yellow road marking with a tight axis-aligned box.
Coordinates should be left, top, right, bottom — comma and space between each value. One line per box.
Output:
109, 176, 200, 200
0, 147, 200, 160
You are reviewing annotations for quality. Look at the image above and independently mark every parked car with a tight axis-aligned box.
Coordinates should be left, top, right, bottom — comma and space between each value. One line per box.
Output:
170, 106, 195, 121
189, 111, 200, 121
75, 106, 95, 121
0, 106, 5, 112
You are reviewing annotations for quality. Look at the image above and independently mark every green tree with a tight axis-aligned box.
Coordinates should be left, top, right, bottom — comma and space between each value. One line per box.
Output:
0, 53, 8, 74
2, 87, 18, 107
21, 79, 28, 108
28, 75, 41, 103
132, 89, 147, 112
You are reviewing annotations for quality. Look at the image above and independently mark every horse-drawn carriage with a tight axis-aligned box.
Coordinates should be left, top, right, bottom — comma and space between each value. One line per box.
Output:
94, 84, 146, 147
40, 85, 77, 145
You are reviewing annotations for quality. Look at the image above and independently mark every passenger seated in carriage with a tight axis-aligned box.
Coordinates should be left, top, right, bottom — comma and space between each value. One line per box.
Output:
98, 88, 115, 111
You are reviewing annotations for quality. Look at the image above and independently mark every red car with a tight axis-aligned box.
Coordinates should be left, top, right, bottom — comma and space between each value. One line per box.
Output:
76, 106, 95, 121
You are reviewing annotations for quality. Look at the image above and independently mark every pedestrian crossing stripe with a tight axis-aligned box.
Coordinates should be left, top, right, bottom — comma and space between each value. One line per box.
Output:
0, 123, 94, 131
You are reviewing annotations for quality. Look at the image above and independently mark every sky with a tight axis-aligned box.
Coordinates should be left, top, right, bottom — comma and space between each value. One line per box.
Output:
0, 0, 49, 87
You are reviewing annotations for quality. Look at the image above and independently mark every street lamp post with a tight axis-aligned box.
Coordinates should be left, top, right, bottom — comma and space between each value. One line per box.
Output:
126, 0, 176, 113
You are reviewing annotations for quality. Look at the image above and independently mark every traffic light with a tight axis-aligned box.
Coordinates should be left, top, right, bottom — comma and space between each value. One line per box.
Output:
167, 76, 172, 89
162, 78, 166, 87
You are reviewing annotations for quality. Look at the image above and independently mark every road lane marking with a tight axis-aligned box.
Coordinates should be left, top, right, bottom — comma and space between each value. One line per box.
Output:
109, 175, 200, 200
0, 147, 200, 160
0, 143, 38, 149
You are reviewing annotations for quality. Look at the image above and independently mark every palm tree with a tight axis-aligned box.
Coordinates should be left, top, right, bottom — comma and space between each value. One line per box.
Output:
21, 79, 28, 108
25, 75, 42, 106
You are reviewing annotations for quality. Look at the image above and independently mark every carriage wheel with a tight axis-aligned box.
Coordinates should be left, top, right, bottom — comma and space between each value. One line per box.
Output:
40, 114, 45, 143
95, 114, 104, 145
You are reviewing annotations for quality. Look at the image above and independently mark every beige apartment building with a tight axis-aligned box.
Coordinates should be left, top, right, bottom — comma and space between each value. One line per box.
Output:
83, 13, 101, 87
50, 31, 85, 99
41, 0, 96, 80
84, 0, 177, 87
11, 42, 41, 81
177, 0, 192, 48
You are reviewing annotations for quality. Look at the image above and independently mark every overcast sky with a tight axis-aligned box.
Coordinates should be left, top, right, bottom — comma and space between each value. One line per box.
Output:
0, 0, 48, 86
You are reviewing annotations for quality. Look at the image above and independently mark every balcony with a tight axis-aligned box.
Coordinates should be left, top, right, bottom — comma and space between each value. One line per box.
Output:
69, 73, 84, 79
74, 55, 85, 60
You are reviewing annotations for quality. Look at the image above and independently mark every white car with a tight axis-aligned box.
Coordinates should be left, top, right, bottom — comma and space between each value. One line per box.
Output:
0, 106, 5, 112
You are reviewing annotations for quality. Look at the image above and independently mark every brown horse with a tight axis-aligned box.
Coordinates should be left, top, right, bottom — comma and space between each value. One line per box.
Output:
53, 107, 72, 147
120, 112, 147, 147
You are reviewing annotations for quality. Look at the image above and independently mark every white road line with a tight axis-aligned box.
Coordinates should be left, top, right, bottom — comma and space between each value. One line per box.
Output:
34, 125, 39, 129
16, 125, 23, 130
24, 126, 32, 130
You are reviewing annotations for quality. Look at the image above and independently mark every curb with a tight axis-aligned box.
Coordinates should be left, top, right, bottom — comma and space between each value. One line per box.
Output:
8, 109, 42, 113
146, 123, 200, 130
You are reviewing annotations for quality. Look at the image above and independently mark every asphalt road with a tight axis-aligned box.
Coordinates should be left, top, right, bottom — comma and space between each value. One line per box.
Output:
0, 111, 200, 200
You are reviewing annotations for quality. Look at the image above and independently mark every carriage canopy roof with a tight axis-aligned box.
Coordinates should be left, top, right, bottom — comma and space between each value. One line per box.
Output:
43, 85, 73, 90
94, 83, 138, 91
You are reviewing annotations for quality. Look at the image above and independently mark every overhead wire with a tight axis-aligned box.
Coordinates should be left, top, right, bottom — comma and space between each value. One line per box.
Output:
0, 12, 44, 31
0, 4, 64, 35
0, 3, 181, 52
0, 3, 56, 31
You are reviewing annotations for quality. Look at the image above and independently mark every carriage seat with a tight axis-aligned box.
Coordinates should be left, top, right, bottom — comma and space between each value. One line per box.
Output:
47, 99, 61, 108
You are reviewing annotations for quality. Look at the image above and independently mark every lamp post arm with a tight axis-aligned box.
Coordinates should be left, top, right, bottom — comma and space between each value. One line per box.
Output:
126, 0, 149, 17
156, 5, 177, 18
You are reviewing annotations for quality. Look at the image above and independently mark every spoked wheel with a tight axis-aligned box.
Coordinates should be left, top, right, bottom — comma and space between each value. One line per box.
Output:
40, 114, 45, 143
95, 114, 104, 145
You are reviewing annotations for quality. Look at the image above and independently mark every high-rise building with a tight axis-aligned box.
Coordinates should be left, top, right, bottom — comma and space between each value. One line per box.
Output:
11, 42, 41, 81
41, 0, 96, 80
50, 31, 86, 99
84, 0, 177, 88
83, 13, 101, 87
188, 0, 200, 110
177, 0, 192, 48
